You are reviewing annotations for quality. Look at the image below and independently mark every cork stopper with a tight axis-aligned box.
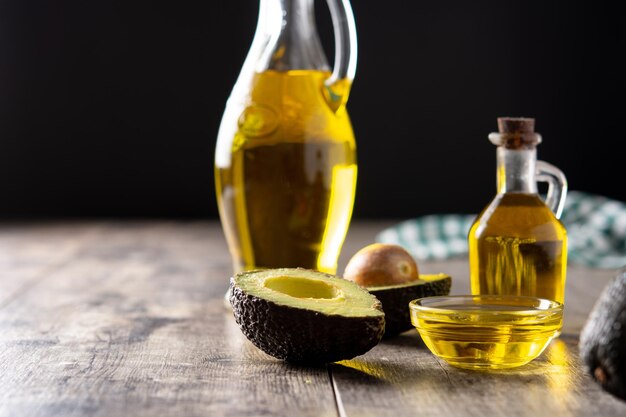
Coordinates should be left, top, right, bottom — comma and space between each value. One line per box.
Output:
489, 117, 542, 149
498, 117, 535, 134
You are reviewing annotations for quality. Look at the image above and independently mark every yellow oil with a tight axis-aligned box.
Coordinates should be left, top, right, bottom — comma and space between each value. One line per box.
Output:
469, 193, 567, 303
215, 70, 356, 274
414, 302, 563, 370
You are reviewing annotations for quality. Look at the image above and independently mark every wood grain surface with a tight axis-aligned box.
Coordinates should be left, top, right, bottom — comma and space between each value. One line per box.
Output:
0, 221, 624, 417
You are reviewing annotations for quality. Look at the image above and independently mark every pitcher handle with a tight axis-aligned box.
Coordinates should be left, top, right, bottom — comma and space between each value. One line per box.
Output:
324, 0, 357, 109
536, 160, 568, 219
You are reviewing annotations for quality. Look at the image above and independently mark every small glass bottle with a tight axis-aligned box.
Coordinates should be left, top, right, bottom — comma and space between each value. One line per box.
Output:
468, 117, 568, 303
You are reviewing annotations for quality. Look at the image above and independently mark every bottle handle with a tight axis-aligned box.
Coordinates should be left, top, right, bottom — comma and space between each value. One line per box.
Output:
324, 0, 357, 110
536, 160, 568, 219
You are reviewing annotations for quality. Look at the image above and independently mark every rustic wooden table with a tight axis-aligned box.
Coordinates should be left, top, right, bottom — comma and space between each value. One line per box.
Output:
1, 221, 625, 417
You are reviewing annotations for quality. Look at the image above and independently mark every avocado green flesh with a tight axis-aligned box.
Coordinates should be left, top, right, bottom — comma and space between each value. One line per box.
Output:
264, 276, 341, 299
367, 273, 450, 291
368, 274, 452, 338
230, 268, 385, 364
234, 268, 384, 318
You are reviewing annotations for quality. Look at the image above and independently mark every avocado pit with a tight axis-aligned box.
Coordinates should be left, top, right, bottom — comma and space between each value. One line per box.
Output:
344, 243, 420, 287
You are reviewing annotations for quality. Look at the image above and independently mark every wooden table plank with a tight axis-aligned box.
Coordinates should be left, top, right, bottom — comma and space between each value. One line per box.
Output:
1, 220, 625, 417
331, 333, 626, 417
0, 223, 105, 308
0, 221, 338, 417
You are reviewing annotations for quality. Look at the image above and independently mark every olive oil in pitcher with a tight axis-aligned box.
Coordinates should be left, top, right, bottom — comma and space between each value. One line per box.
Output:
216, 70, 356, 274
215, 0, 358, 274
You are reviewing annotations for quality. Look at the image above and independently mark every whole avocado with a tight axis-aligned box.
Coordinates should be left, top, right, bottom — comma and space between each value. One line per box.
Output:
579, 270, 626, 401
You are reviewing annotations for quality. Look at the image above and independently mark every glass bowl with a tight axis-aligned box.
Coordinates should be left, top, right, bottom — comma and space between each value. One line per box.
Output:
409, 295, 563, 370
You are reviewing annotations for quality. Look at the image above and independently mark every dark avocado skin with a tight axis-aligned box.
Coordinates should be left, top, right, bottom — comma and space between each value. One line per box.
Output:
579, 271, 626, 401
229, 279, 385, 364
370, 276, 452, 338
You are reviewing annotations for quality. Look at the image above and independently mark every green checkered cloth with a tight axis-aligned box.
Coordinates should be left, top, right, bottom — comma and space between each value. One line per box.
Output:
376, 191, 626, 269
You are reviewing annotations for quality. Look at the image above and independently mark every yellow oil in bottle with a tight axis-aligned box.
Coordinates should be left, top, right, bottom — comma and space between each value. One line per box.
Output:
215, 70, 356, 274
413, 301, 563, 370
469, 193, 567, 303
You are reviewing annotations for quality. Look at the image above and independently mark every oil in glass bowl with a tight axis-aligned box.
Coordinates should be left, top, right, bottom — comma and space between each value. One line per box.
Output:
409, 295, 563, 370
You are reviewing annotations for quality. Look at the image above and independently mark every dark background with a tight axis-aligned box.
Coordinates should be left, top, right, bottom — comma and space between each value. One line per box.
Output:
1, 0, 624, 219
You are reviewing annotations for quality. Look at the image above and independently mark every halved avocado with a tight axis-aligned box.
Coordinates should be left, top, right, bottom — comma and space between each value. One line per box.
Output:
368, 273, 452, 337
229, 268, 385, 364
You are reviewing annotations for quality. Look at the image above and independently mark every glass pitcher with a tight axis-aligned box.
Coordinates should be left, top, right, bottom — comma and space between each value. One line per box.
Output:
215, 0, 358, 274
468, 117, 568, 303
